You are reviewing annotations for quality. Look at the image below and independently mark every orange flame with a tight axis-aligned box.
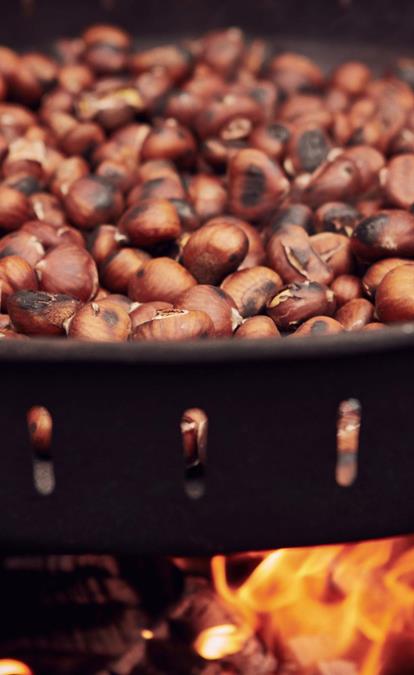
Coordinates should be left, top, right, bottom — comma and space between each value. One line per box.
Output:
196, 536, 414, 673
0, 661, 33, 675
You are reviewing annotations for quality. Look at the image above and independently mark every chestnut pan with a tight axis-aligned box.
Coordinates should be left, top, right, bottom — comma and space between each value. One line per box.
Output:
1, 0, 414, 555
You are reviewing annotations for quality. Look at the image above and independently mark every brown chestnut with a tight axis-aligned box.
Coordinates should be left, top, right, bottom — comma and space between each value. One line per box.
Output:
0, 231, 45, 266
313, 202, 361, 236
0, 186, 34, 231
362, 257, 414, 298
27, 406, 53, 455
299, 156, 361, 208
228, 148, 289, 221
118, 198, 181, 247
335, 298, 374, 331
376, 264, 414, 322
381, 154, 414, 209
141, 118, 197, 166
293, 316, 343, 337
100, 248, 150, 294
36, 244, 99, 302
0, 255, 38, 311
67, 301, 131, 342
310, 232, 354, 277
182, 219, 249, 285
7, 289, 80, 336
266, 281, 335, 331
267, 224, 333, 286
64, 176, 124, 230
128, 257, 196, 303
351, 210, 414, 262
131, 308, 214, 341
88, 224, 125, 265
30, 192, 66, 226
221, 266, 282, 317
187, 174, 227, 222
177, 284, 241, 336
129, 301, 173, 330
235, 315, 281, 339
331, 274, 363, 307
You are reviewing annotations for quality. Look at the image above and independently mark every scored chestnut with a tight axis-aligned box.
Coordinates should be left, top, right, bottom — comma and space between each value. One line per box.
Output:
66, 300, 131, 342
177, 284, 241, 336
266, 281, 335, 331
131, 308, 214, 341
221, 266, 282, 318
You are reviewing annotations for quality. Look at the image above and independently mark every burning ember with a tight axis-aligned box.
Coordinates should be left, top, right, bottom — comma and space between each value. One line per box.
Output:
0, 661, 32, 675
194, 537, 414, 674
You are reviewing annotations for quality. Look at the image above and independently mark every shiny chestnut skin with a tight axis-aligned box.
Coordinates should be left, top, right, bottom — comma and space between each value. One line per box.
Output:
88, 224, 124, 265
221, 266, 282, 317
7, 289, 80, 336
293, 316, 343, 337
0, 231, 45, 266
177, 284, 241, 337
310, 232, 354, 277
67, 300, 131, 342
299, 156, 361, 208
141, 118, 197, 166
376, 264, 414, 323
381, 154, 414, 209
362, 257, 414, 298
182, 219, 248, 285
0, 186, 34, 231
118, 198, 181, 247
129, 301, 173, 330
64, 177, 124, 230
351, 210, 414, 262
267, 203, 313, 237
36, 244, 99, 302
335, 298, 374, 331
187, 174, 227, 222
266, 281, 335, 331
235, 315, 281, 339
100, 248, 150, 294
331, 274, 363, 307
228, 148, 289, 222
267, 224, 333, 286
128, 257, 196, 303
131, 308, 214, 341
314, 202, 361, 236
0, 254, 37, 311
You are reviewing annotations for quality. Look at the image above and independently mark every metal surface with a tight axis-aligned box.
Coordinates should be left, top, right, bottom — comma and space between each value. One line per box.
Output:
0, 328, 414, 555
0, 0, 414, 554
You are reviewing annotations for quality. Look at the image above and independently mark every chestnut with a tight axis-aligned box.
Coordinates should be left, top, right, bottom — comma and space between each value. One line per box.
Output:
331, 274, 363, 307
170, 199, 200, 233
130, 44, 193, 82
118, 198, 181, 247
267, 224, 333, 286
22, 220, 85, 250
313, 202, 361, 236
60, 122, 105, 157
202, 28, 245, 78
0, 255, 38, 311
228, 148, 289, 222
376, 264, 414, 322
129, 301, 173, 330
310, 232, 354, 277
50, 155, 90, 199
181, 407, 208, 467
221, 266, 282, 318
234, 218, 266, 269
292, 316, 343, 337
362, 322, 385, 331
30, 192, 66, 226
141, 118, 197, 166
269, 52, 324, 95
249, 122, 291, 162
36, 244, 99, 302
64, 176, 124, 230
299, 156, 361, 208
335, 298, 374, 331
66, 300, 131, 342
351, 210, 414, 262
128, 257, 196, 303
131, 308, 214, 341
235, 315, 281, 339
58, 64, 94, 95
27, 406, 53, 455
187, 174, 227, 222
182, 219, 249, 285
7, 289, 80, 336
100, 248, 150, 294
88, 224, 125, 265
342, 145, 385, 193
0, 186, 34, 231
177, 284, 241, 336
266, 281, 335, 331
285, 125, 331, 175
0, 231, 45, 266
331, 61, 371, 96
381, 153, 414, 210
362, 257, 414, 298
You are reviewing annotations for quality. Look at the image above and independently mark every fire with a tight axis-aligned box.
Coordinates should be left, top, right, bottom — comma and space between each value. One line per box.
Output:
0, 661, 32, 675
195, 536, 414, 673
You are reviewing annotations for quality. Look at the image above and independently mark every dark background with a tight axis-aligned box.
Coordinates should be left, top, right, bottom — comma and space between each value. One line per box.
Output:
3, 0, 414, 49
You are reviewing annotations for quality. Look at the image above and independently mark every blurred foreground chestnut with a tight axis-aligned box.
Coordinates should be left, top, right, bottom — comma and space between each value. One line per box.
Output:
132, 308, 214, 341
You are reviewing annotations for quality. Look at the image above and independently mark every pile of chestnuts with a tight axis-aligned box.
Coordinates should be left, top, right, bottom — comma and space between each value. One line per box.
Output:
0, 25, 414, 342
